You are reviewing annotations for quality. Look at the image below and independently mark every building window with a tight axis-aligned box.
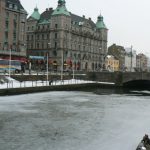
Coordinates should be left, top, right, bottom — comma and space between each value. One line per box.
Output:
14, 5, 17, 10
27, 35, 29, 41
5, 32, 8, 40
78, 45, 80, 50
55, 33, 57, 39
13, 32, 16, 41
55, 42, 57, 49
5, 20, 9, 29
14, 21, 17, 30
42, 42, 44, 49
9, 4, 13, 9
42, 34, 44, 40
55, 24, 58, 28
37, 43, 39, 49
37, 34, 39, 40
47, 34, 49, 39
6, 12, 9, 18
31, 43, 33, 49
83, 46, 85, 51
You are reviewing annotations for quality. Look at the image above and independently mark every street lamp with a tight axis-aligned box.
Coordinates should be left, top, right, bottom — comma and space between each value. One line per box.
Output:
46, 52, 49, 83
99, 47, 102, 70
61, 48, 64, 81
72, 57, 75, 79
47, 43, 51, 84
29, 61, 31, 75
9, 45, 12, 78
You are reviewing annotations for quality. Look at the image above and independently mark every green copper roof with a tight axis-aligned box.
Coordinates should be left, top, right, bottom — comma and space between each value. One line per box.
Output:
96, 15, 107, 29
31, 7, 40, 20
52, 0, 70, 16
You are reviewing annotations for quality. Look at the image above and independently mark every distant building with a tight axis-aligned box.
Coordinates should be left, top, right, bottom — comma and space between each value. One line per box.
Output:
124, 47, 136, 72
136, 53, 148, 72
0, 0, 27, 61
105, 55, 119, 72
108, 44, 125, 71
147, 57, 150, 72
26, 0, 108, 72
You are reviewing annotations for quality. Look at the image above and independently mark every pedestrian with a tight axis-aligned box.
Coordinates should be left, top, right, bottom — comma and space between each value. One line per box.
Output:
49, 80, 53, 85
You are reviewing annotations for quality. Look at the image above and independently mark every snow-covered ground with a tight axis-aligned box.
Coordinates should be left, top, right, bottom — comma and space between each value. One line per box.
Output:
0, 76, 114, 89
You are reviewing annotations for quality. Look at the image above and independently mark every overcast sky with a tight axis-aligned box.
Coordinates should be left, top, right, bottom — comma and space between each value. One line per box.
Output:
21, 0, 150, 56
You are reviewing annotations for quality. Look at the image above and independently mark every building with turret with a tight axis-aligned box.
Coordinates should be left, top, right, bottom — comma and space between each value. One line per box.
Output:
27, 0, 108, 72
0, 0, 27, 62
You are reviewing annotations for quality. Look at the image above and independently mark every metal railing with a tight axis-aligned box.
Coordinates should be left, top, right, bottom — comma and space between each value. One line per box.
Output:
1, 79, 93, 89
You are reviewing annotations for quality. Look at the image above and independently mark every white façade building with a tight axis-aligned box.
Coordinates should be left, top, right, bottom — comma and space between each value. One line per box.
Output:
124, 47, 136, 72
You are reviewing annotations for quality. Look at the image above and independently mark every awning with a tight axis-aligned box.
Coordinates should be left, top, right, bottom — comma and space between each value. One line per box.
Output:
29, 55, 45, 60
0, 56, 27, 62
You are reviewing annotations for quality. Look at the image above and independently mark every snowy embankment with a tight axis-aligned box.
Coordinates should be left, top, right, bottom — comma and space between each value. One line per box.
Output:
0, 75, 114, 89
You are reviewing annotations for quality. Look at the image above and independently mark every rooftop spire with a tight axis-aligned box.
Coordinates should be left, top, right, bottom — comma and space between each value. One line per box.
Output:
30, 6, 40, 20
52, 0, 70, 16
96, 14, 107, 29
58, 0, 66, 6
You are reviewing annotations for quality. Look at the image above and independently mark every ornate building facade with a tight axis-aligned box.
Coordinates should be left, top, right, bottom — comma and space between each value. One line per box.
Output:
0, 0, 27, 61
27, 0, 108, 72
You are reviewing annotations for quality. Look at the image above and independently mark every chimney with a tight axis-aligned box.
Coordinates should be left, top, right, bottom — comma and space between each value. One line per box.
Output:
49, 7, 53, 11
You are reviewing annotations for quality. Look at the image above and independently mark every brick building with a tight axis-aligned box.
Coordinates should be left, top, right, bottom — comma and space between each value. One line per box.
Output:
0, 0, 27, 62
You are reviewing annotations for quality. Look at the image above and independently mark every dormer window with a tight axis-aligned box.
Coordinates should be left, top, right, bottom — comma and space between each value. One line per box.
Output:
14, 5, 18, 10
9, 4, 13, 9
55, 24, 58, 28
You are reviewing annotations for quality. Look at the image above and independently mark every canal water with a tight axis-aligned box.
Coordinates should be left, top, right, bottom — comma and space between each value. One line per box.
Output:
0, 89, 150, 150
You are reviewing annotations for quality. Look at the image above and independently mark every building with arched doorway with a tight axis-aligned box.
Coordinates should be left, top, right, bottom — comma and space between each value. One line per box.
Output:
26, 0, 108, 72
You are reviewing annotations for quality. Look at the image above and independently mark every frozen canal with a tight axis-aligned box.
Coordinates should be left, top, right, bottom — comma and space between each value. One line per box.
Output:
0, 90, 150, 150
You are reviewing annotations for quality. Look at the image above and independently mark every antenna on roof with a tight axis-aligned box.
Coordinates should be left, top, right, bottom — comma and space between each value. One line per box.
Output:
100, 10, 102, 16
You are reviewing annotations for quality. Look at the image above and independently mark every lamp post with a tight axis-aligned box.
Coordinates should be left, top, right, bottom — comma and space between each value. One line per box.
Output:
61, 48, 64, 81
46, 52, 49, 83
47, 43, 51, 84
9, 45, 12, 78
29, 61, 31, 75
72, 58, 75, 79
99, 47, 102, 71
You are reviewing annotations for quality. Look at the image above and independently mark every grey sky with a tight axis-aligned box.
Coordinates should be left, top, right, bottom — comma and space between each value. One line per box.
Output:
21, 0, 150, 56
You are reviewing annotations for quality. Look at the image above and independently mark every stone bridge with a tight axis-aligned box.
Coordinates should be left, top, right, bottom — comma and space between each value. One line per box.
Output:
1, 72, 150, 88
87, 72, 150, 87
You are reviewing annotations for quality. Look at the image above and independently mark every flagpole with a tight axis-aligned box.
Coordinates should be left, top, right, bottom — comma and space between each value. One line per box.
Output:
46, 52, 49, 84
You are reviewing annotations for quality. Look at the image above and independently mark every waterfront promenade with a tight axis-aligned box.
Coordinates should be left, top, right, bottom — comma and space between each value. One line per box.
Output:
0, 75, 115, 96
